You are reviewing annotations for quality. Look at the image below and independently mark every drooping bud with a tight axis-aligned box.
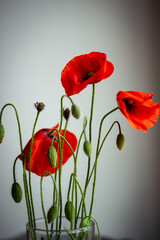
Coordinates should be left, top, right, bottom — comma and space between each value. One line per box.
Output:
64, 201, 75, 222
34, 102, 45, 112
47, 146, 57, 168
63, 108, 70, 120
11, 182, 23, 203
83, 140, 92, 157
116, 133, 125, 150
71, 104, 81, 119
0, 123, 4, 143
47, 204, 58, 223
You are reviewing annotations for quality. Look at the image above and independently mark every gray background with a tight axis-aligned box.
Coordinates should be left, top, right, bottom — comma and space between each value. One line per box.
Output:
0, 0, 160, 240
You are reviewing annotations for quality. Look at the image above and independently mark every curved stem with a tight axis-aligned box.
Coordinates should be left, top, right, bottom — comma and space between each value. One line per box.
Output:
0, 103, 23, 150
75, 128, 85, 159
98, 121, 121, 156
67, 174, 74, 201
59, 95, 74, 131
0, 103, 32, 227
13, 155, 21, 183
13, 154, 33, 227
40, 171, 59, 239
96, 107, 119, 155
59, 135, 76, 165
13, 153, 32, 225
89, 109, 119, 216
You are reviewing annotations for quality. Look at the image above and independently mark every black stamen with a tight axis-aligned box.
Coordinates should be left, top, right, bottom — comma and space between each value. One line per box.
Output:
42, 129, 53, 139
123, 98, 136, 113
82, 71, 94, 80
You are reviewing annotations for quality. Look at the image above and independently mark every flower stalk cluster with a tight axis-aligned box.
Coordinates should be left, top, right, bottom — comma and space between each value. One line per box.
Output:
0, 52, 159, 240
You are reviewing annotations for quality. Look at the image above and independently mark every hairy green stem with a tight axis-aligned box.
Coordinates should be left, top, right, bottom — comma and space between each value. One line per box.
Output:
89, 84, 95, 142
28, 111, 40, 229
72, 174, 87, 217
57, 133, 63, 232
86, 84, 95, 184
60, 135, 77, 228
89, 108, 119, 216
81, 84, 95, 218
0, 103, 32, 228
22, 154, 33, 227
40, 173, 49, 240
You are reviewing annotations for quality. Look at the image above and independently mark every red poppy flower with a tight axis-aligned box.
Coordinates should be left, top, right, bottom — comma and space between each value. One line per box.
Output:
20, 124, 77, 176
116, 91, 159, 132
61, 52, 114, 96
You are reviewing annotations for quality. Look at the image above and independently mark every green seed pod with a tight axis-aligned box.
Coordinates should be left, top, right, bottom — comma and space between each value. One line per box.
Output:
0, 123, 4, 144
71, 104, 81, 119
47, 146, 57, 168
47, 204, 58, 223
116, 133, 125, 150
11, 182, 23, 203
83, 140, 92, 157
64, 201, 75, 222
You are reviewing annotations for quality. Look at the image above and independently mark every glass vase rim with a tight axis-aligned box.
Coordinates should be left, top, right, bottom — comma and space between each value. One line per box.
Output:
26, 216, 95, 233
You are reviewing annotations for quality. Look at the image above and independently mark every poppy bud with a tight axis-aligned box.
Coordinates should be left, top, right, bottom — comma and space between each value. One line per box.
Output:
0, 123, 4, 143
11, 182, 23, 203
116, 133, 125, 150
64, 201, 75, 222
83, 140, 92, 157
47, 204, 58, 223
71, 104, 81, 119
63, 108, 70, 120
80, 218, 90, 228
79, 218, 90, 239
47, 146, 57, 168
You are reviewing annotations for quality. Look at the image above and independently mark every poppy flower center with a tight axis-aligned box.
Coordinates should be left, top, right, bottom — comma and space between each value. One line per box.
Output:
82, 71, 94, 80
42, 129, 57, 141
123, 98, 136, 113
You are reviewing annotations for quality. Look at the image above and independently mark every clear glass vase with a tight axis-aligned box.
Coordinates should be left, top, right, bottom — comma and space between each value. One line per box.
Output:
26, 217, 95, 240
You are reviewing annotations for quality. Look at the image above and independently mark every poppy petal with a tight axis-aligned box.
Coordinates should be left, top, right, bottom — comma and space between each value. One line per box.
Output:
61, 52, 114, 96
20, 124, 77, 176
117, 91, 159, 132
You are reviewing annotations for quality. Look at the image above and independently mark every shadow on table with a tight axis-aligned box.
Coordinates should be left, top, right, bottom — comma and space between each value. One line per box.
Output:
0, 233, 25, 240
100, 237, 134, 240
0, 234, 134, 240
